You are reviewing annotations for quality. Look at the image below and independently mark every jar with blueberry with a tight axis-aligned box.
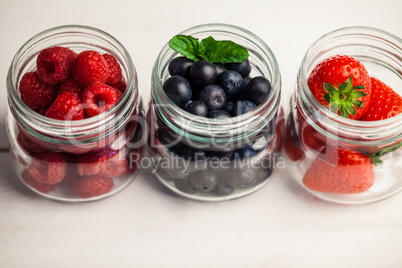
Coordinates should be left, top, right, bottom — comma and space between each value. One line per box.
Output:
283, 26, 402, 204
6, 25, 144, 201
148, 23, 283, 201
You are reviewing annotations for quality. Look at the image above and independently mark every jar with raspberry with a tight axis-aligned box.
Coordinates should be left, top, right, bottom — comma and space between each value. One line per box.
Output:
6, 25, 144, 201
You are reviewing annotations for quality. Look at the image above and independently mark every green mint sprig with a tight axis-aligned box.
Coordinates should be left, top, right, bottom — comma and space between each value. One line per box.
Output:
168, 35, 249, 63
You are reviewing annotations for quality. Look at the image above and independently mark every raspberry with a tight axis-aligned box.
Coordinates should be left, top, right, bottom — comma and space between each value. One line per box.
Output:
58, 79, 84, 97
37, 46, 76, 85
116, 88, 123, 100
76, 147, 127, 178
72, 50, 109, 87
103, 53, 122, 85
28, 152, 67, 184
82, 82, 118, 117
111, 77, 127, 92
45, 91, 85, 120
17, 132, 47, 155
70, 176, 114, 198
19, 72, 58, 111
22, 169, 55, 194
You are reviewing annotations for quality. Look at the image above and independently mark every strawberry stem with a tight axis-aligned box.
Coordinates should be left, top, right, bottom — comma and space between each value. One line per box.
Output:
367, 141, 402, 166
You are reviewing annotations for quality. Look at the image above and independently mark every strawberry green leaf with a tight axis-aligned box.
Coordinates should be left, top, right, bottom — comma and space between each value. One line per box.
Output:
324, 93, 331, 104
169, 35, 200, 61
345, 102, 357, 116
351, 100, 364, 108
329, 102, 339, 113
340, 106, 349, 118
351, 90, 368, 99
367, 141, 402, 166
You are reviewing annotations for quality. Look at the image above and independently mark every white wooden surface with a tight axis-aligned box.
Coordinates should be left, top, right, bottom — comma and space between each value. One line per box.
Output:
1, 0, 401, 267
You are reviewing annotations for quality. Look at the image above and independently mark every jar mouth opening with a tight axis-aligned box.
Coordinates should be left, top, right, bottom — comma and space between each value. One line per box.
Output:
152, 23, 281, 138
7, 24, 138, 137
297, 26, 402, 142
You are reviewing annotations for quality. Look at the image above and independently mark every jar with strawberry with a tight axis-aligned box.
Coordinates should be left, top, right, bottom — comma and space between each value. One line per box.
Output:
6, 25, 144, 201
284, 26, 402, 204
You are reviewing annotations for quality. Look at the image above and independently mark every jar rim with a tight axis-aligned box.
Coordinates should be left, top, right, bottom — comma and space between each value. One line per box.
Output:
297, 26, 402, 144
7, 24, 138, 139
151, 23, 281, 143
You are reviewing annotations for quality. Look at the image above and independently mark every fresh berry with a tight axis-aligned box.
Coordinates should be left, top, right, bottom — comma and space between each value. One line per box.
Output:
168, 56, 193, 78
22, 169, 55, 194
103, 53, 122, 85
199, 84, 227, 111
189, 60, 217, 86
184, 100, 208, 117
36, 46, 76, 85
231, 100, 256, 116
208, 110, 231, 119
360, 77, 402, 121
45, 91, 84, 120
227, 59, 251, 77
246, 76, 272, 105
19, 72, 58, 111
82, 82, 118, 117
163, 75, 192, 107
70, 176, 114, 198
17, 131, 47, 155
112, 77, 127, 92
28, 152, 67, 184
216, 70, 243, 99
225, 168, 257, 189
213, 63, 227, 76
190, 170, 217, 192
76, 147, 127, 178
283, 113, 305, 161
307, 55, 372, 119
58, 78, 84, 97
302, 148, 374, 194
72, 50, 109, 87
211, 182, 235, 196
223, 101, 235, 113
232, 146, 256, 160
174, 179, 197, 194
182, 147, 206, 162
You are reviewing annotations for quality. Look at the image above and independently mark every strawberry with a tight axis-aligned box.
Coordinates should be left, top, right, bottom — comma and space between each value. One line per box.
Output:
360, 77, 402, 121
302, 148, 374, 194
308, 55, 372, 120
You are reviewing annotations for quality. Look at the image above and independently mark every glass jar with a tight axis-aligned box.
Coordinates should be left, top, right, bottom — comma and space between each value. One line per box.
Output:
148, 23, 283, 201
284, 26, 402, 204
6, 25, 144, 202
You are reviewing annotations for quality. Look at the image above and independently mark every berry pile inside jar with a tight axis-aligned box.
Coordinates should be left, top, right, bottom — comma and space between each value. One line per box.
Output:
16, 46, 138, 199
284, 55, 402, 194
150, 35, 280, 198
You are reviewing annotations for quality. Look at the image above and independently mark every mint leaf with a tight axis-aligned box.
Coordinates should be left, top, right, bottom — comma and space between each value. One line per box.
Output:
214, 40, 249, 63
169, 35, 200, 61
199, 36, 217, 62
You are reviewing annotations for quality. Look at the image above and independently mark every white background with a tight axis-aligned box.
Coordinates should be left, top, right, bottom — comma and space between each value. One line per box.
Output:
1, 0, 402, 267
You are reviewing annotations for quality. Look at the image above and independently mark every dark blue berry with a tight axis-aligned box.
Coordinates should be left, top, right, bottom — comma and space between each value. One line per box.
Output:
163, 75, 192, 107
189, 60, 217, 86
211, 182, 235, 196
190, 170, 217, 192
213, 63, 228, 76
208, 110, 231, 119
206, 150, 234, 159
216, 70, 243, 99
168, 57, 193, 78
227, 59, 251, 77
232, 146, 257, 160
182, 147, 206, 162
174, 179, 197, 194
246, 76, 272, 106
231, 100, 256, 117
223, 101, 234, 113
225, 169, 257, 189
199, 84, 227, 111
184, 100, 208, 117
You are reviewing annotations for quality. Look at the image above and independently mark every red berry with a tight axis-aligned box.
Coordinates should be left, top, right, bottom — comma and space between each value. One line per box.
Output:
19, 72, 58, 111
58, 78, 84, 97
308, 55, 372, 120
70, 176, 114, 198
360, 77, 402, 121
76, 147, 128, 178
111, 77, 127, 92
82, 82, 118, 117
37, 46, 76, 85
45, 91, 84, 120
103, 53, 122, 85
22, 169, 55, 194
28, 152, 67, 184
17, 131, 47, 155
72, 50, 109, 87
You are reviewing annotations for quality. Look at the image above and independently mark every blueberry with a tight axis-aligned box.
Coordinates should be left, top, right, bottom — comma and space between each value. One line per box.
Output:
189, 60, 217, 87
174, 179, 197, 194
182, 147, 206, 162
190, 170, 217, 192
213, 63, 228, 76
231, 100, 256, 117
155, 128, 186, 156
223, 102, 235, 113
184, 100, 208, 117
206, 150, 234, 159
163, 75, 192, 107
232, 146, 257, 160
168, 57, 193, 78
216, 70, 244, 99
246, 76, 272, 106
199, 84, 227, 111
208, 110, 231, 119
225, 169, 257, 189
227, 59, 251, 77
211, 182, 235, 197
